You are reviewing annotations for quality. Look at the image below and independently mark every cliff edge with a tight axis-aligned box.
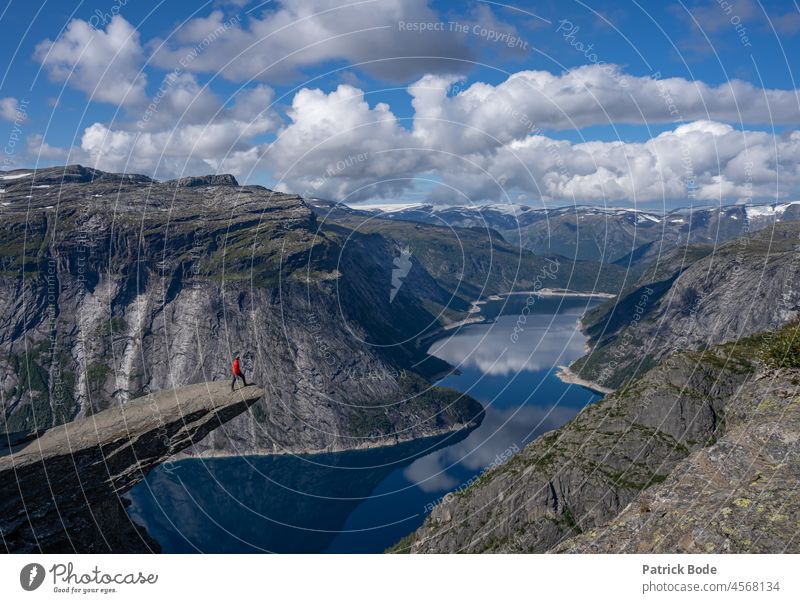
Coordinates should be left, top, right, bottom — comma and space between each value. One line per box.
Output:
1, 381, 263, 552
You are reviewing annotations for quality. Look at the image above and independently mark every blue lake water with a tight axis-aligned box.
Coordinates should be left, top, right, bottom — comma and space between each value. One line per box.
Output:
125, 295, 602, 553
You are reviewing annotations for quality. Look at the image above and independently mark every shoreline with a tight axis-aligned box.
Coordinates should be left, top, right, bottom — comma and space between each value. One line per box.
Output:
172, 418, 481, 461
555, 365, 614, 395
503, 288, 616, 299
417, 289, 616, 349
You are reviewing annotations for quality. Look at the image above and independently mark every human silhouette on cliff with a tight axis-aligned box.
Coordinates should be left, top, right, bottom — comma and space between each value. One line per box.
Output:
231, 356, 248, 391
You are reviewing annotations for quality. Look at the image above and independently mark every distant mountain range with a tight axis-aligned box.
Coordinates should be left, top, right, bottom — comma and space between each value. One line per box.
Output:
315, 199, 800, 270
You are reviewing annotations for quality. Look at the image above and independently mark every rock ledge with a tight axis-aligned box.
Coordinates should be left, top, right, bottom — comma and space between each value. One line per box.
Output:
1, 381, 263, 552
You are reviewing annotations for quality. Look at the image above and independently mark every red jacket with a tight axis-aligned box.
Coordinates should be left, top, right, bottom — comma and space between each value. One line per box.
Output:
233, 358, 242, 376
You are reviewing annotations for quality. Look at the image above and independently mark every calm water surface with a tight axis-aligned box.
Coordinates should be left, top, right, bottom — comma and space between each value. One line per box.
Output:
126, 295, 602, 552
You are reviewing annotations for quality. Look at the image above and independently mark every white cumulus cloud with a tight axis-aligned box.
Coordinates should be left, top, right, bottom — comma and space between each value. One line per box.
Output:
0, 97, 25, 122
265, 84, 425, 200
34, 16, 147, 106
255, 71, 800, 204
75, 81, 279, 179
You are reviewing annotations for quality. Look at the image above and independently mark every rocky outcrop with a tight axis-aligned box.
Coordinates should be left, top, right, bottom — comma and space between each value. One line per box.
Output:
165, 174, 239, 187
0, 381, 263, 553
554, 369, 800, 553
570, 221, 800, 390
0, 164, 154, 186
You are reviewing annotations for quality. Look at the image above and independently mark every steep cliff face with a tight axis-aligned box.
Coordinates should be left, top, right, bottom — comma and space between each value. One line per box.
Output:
0, 165, 482, 456
0, 381, 264, 553
392, 316, 800, 553
570, 221, 800, 390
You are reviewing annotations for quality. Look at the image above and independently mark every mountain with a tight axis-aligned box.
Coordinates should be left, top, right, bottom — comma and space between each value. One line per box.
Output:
391, 320, 800, 553
569, 220, 800, 389
334, 200, 800, 268
0, 165, 483, 456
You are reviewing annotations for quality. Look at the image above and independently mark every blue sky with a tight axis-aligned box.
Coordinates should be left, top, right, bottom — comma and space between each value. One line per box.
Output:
1, 0, 799, 208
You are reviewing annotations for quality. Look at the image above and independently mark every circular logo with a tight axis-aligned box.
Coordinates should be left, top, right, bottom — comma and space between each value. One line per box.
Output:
19, 563, 45, 591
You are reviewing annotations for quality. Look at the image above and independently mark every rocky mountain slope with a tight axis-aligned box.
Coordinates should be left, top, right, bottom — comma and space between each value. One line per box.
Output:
569, 221, 800, 390
0, 380, 264, 553
0, 165, 484, 456
391, 322, 800, 553
554, 368, 800, 553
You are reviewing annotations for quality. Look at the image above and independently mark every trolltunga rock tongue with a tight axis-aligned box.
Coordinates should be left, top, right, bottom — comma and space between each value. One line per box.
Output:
0, 381, 263, 552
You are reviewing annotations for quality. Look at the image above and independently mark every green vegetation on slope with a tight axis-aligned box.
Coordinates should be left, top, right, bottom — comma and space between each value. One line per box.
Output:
759, 320, 800, 369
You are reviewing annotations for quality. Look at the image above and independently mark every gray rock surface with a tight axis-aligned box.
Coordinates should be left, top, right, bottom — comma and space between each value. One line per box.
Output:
554, 370, 800, 553
0, 381, 263, 552
165, 174, 239, 187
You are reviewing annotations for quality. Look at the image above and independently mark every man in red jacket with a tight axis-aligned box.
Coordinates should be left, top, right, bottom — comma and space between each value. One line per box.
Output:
231, 356, 248, 391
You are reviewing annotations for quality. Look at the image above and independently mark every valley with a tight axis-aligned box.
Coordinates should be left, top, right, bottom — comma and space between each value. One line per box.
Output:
2, 165, 798, 554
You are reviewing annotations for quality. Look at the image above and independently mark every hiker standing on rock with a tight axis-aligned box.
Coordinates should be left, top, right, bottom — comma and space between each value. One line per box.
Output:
231, 356, 248, 390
